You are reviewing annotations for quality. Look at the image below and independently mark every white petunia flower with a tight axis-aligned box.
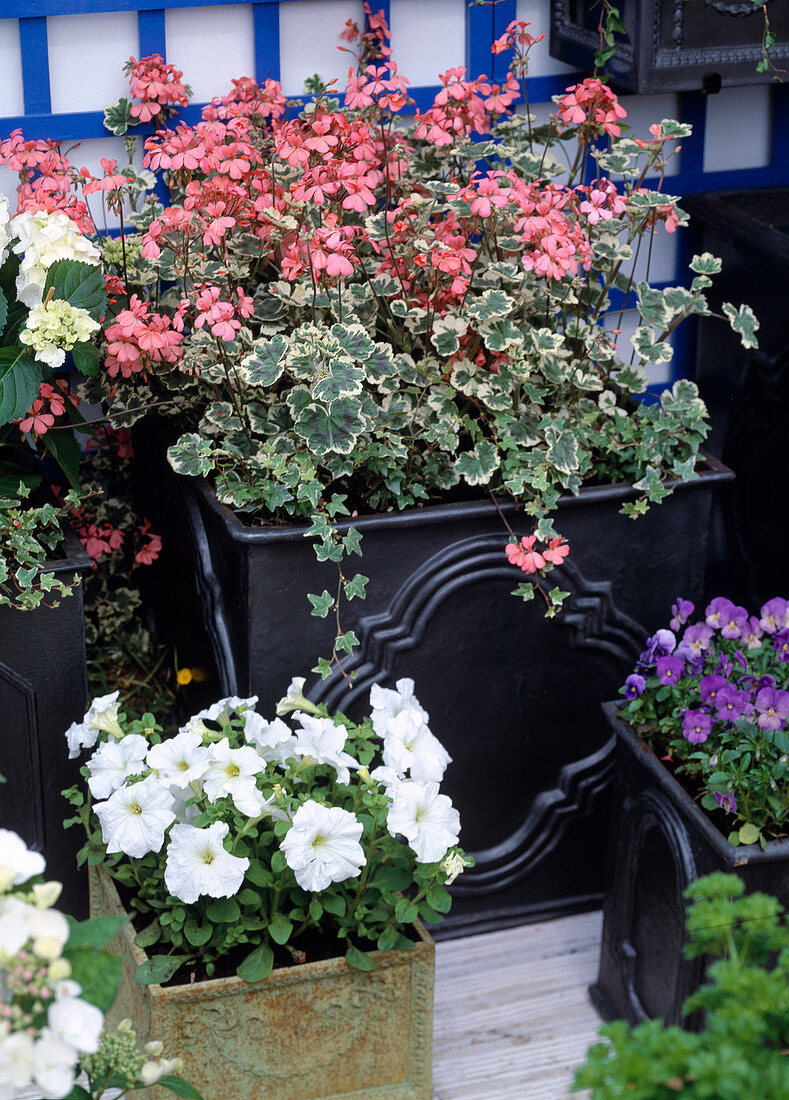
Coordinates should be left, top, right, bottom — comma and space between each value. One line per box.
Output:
32, 1029, 78, 1099
47, 995, 104, 1055
369, 765, 403, 792
0, 829, 46, 885
440, 850, 470, 886
387, 781, 460, 863
164, 822, 249, 904
280, 801, 365, 893
84, 692, 123, 740
179, 696, 258, 739
65, 719, 96, 760
168, 787, 201, 826
380, 709, 451, 783
146, 731, 211, 789
370, 678, 429, 732
275, 676, 319, 716
243, 712, 298, 765
202, 739, 265, 816
86, 734, 148, 800
93, 776, 175, 859
292, 714, 360, 785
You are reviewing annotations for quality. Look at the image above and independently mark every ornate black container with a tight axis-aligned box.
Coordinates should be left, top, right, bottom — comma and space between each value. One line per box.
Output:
137, 426, 731, 937
550, 0, 789, 94
684, 188, 789, 610
0, 528, 91, 916
592, 702, 789, 1027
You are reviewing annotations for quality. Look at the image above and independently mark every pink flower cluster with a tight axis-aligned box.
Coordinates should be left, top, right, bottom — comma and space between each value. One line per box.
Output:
506, 536, 570, 574
16, 380, 77, 436
183, 284, 252, 343
135, 518, 162, 565
557, 77, 628, 139
413, 67, 520, 146
0, 130, 93, 232
125, 54, 190, 124
104, 294, 183, 378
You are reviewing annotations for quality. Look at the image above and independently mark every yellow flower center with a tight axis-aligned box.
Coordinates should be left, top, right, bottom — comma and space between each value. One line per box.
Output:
130, 803, 142, 816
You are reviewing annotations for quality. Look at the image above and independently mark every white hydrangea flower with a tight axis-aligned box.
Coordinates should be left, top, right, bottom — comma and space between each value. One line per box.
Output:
0, 195, 13, 268
280, 801, 365, 892
0, 896, 35, 957
93, 775, 175, 859
0, 829, 46, 885
202, 739, 265, 816
19, 299, 100, 368
370, 678, 429, 732
292, 713, 359, 785
387, 780, 460, 863
243, 712, 297, 765
32, 1028, 78, 1099
146, 731, 211, 789
12, 209, 101, 308
86, 733, 148, 801
380, 709, 451, 783
0, 1032, 36, 1095
25, 905, 70, 961
47, 994, 103, 1055
164, 822, 249, 904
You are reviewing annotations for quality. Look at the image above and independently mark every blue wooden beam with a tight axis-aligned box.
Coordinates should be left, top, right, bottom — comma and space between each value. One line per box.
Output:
138, 8, 166, 58
253, 2, 280, 84
19, 17, 51, 116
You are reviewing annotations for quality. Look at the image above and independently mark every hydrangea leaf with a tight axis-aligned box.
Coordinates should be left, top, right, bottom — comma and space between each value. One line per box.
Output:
0, 348, 43, 425
44, 260, 107, 321
294, 398, 366, 454
722, 302, 759, 349
71, 340, 100, 378
0, 287, 7, 340
312, 360, 365, 403
42, 427, 80, 488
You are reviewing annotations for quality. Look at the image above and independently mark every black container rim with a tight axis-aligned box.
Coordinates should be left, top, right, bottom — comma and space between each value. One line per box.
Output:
39, 523, 92, 577
188, 452, 734, 546
603, 699, 789, 864
684, 188, 789, 274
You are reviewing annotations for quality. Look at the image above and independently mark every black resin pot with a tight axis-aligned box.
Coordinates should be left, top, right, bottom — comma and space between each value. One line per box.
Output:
550, 0, 789, 94
0, 528, 91, 916
591, 702, 789, 1028
139, 441, 731, 937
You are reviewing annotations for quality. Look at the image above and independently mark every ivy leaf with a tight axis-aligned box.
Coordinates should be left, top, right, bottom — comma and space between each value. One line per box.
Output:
335, 629, 359, 655
167, 434, 215, 478
44, 260, 107, 320
722, 302, 759, 349
134, 954, 190, 986
307, 589, 334, 618
312, 360, 365, 403
455, 439, 501, 486
237, 943, 274, 983
0, 347, 44, 425
345, 943, 376, 971
343, 573, 369, 600
294, 398, 366, 455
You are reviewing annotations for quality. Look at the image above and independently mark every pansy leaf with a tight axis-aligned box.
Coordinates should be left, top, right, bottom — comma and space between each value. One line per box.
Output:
312, 360, 365, 403
738, 823, 761, 846
0, 348, 43, 425
294, 398, 366, 455
44, 260, 107, 321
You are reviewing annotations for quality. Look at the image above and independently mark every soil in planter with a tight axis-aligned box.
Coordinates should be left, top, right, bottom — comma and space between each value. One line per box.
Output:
116, 877, 418, 987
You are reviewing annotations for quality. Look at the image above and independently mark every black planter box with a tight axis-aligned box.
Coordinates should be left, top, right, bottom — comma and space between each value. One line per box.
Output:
684, 188, 789, 611
591, 701, 789, 1027
0, 528, 91, 916
137, 433, 731, 936
550, 0, 789, 94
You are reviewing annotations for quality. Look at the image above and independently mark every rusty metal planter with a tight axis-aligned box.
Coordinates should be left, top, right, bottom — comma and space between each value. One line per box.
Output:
90, 866, 435, 1100
591, 702, 789, 1028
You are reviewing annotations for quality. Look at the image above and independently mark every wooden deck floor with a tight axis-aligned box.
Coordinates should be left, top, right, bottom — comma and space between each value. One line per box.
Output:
432, 910, 604, 1100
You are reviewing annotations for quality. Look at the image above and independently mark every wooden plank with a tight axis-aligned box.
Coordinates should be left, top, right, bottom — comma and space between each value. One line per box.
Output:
432, 910, 603, 1100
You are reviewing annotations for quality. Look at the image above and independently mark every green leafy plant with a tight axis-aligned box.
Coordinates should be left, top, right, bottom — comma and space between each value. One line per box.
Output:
573, 873, 789, 1097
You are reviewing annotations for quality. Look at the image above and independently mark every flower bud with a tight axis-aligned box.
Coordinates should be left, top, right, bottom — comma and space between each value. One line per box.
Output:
144, 1040, 164, 1057
32, 882, 62, 909
48, 958, 71, 982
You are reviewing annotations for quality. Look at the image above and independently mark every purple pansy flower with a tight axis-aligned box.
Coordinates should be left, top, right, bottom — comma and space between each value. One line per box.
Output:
744, 617, 763, 650
713, 791, 737, 815
656, 655, 684, 686
733, 649, 748, 671
699, 674, 726, 705
676, 622, 714, 662
759, 597, 788, 635
774, 629, 789, 662
721, 604, 749, 640
714, 683, 747, 721
716, 653, 733, 678
624, 673, 646, 699
669, 598, 694, 632
644, 629, 677, 661
706, 597, 735, 631
754, 686, 789, 730
683, 710, 713, 743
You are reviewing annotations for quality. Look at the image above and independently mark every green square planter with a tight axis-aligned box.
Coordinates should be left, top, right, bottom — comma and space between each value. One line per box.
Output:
90, 867, 435, 1100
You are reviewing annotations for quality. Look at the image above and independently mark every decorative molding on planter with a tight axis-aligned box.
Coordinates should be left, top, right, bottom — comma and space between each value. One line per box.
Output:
550, 0, 789, 93
0, 658, 43, 848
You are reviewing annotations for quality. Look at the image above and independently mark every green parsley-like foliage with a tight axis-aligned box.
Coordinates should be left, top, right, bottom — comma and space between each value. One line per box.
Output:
573, 873, 789, 1098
